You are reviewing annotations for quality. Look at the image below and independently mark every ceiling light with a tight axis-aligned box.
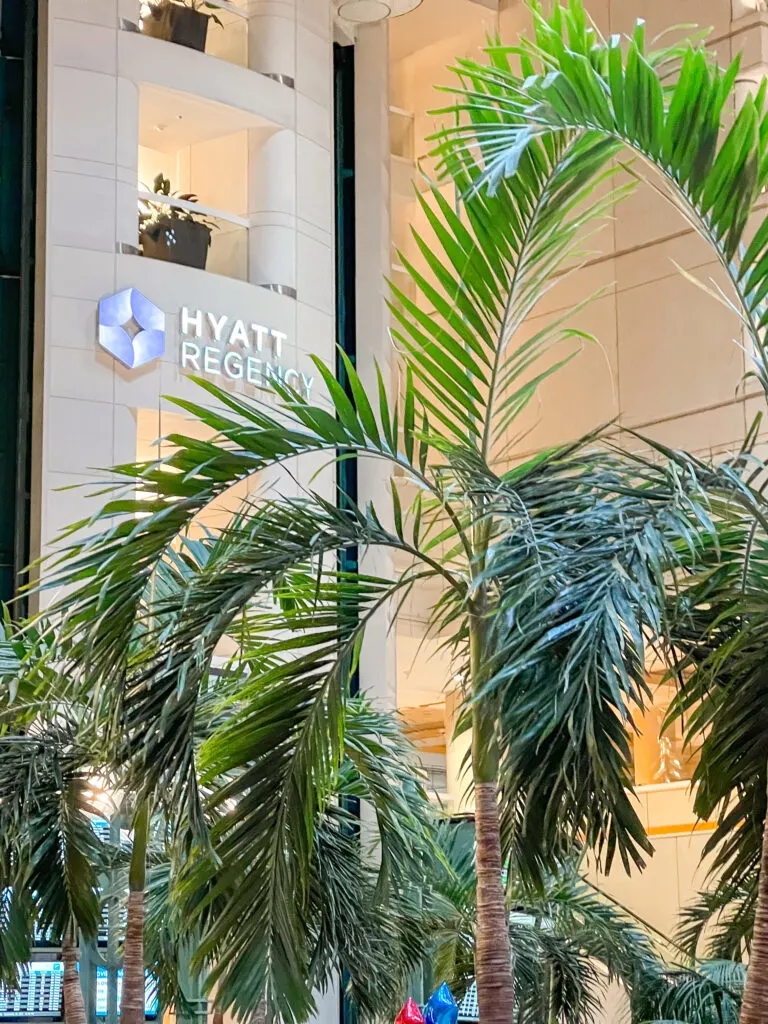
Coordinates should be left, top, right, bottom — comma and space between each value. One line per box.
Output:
336, 0, 422, 23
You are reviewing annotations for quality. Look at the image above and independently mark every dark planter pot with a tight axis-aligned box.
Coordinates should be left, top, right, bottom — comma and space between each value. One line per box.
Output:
142, 3, 209, 53
140, 217, 212, 270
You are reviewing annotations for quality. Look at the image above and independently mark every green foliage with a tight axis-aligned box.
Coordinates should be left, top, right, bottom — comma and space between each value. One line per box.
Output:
0, 723, 106, 949
435, 0, 768, 967
657, 438, 768, 906
678, 880, 756, 964
435, 0, 768, 393
27, 11, 745, 1018
631, 958, 745, 1024
428, 824, 746, 1024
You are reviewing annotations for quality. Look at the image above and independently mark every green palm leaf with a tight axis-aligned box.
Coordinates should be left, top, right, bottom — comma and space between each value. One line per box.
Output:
436, 0, 768, 395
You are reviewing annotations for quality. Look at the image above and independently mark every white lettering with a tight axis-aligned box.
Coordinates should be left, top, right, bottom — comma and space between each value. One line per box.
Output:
223, 350, 243, 380
246, 356, 263, 386
264, 363, 284, 388
228, 319, 249, 349
176, 306, 309, 396
181, 340, 201, 371
204, 346, 221, 375
251, 324, 269, 352
181, 307, 203, 338
270, 329, 287, 358
207, 313, 229, 342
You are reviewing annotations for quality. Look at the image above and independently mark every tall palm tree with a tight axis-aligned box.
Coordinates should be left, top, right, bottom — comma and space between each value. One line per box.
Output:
430, 820, 749, 1024
439, 3, 768, 1020
0, 722, 107, 1024
428, 823, 658, 1019
0, 604, 440, 1024
38, 71, 714, 1023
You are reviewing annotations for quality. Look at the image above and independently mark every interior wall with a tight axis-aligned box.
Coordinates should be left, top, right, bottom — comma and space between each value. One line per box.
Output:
388, 0, 755, 465
138, 130, 248, 215
387, 0, 763, 943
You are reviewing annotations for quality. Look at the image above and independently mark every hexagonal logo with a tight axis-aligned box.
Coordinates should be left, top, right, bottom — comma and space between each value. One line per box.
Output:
98, 288, 165, 369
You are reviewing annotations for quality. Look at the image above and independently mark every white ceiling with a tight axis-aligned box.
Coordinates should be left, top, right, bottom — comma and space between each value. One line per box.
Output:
138, 83, 271, 152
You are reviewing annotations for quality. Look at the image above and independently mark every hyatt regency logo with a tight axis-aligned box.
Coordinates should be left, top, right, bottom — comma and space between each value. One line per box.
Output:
96, 288, 314, 400
98, 288, 166, 369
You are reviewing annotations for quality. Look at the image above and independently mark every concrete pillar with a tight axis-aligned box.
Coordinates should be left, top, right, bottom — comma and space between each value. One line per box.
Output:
248, 127, 298, 292
354, 21, 397, 711
247, 0, 297, 83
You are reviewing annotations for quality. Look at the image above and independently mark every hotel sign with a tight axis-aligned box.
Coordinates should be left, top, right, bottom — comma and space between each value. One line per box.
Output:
97, 290, 314, 400
179, 307, 314, 400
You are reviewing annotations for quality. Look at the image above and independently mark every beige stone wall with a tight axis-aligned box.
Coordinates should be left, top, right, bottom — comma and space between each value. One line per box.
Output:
388, 0, 767, 938
390, 0, 768, 464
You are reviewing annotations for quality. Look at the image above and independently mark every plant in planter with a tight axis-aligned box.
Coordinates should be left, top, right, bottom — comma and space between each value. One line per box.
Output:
139, 174, 215, 272
141, 1, 222, 54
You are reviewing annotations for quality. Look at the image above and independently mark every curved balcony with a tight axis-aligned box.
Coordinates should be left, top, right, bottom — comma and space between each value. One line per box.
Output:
119, 15, 294, 133
127, 79, 297, 296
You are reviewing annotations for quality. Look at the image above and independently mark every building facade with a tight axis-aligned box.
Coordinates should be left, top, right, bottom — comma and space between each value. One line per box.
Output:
6, 0, 768, 1020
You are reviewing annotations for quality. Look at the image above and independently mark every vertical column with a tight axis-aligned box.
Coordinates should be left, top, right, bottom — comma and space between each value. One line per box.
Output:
247, 0, 297, 83
294, 0, 335, 500
247, 0, 300, 295
354, 22, 397, 710
116, 78, 140, 250
248, 126, 298, 294
43, 0, 123, 554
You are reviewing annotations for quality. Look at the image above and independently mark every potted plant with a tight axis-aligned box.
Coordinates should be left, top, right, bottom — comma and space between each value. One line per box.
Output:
141, 1, 222, 53
139, 174, 214, 271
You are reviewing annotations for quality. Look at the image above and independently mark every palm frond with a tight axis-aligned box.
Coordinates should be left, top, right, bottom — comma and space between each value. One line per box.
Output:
480, 445, 714, 876
178, 697, 434, 1024
436, 0, 768, 395
678, 881, 755, 963
631, 959, 744, 1024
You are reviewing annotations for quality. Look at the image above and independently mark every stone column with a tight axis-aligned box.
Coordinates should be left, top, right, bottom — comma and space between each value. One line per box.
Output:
247, 0, 297, 84
248, 126, 298, 294
354, 21, 396, 710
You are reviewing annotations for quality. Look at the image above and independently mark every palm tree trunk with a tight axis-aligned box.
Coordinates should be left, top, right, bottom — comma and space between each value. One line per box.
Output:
471, 607, 514, 1024
249, 999, 267, 1024
740, 799, 768, 1023
62, 930, 87, 1024
122, 800, 150, 1024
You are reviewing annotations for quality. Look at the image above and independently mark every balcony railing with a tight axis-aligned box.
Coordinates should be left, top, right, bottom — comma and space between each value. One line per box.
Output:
134, 1, 248, 67
137, 191, 248, 281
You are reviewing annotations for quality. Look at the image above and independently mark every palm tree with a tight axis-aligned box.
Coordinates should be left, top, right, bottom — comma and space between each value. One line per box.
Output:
0, 604, 440, 1024
37, 59, 717, 1022
0, 723, 107, 1024
430, 820, 748, 1024
438, 3, 768, 1019
428, 823, 659, 1019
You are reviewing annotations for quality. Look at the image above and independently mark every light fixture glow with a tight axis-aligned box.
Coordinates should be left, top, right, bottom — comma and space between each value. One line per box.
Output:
335, 0, 422, 23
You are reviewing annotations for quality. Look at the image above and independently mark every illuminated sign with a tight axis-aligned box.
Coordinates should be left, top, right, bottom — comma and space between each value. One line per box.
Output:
0, 962, 62, 1019
98, 289, 166, 369
97, 293, 313, 400
94, 968, 158, 1019
178, 307, 314, 400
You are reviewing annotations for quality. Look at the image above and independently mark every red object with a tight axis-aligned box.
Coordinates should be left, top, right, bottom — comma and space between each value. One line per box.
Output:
396, 999, 425, 1024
